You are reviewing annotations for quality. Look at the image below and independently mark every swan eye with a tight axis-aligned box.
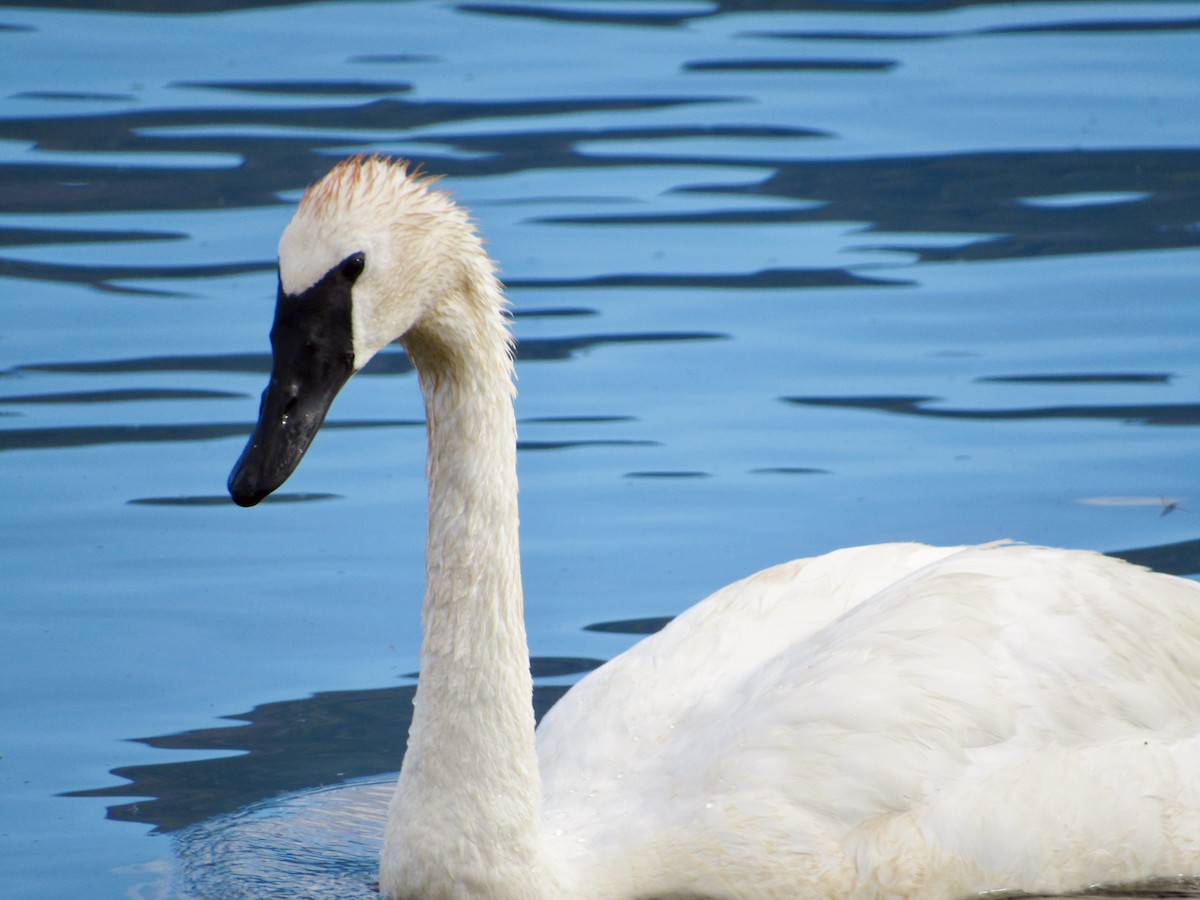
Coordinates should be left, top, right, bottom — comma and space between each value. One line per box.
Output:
340, 253, 366, 284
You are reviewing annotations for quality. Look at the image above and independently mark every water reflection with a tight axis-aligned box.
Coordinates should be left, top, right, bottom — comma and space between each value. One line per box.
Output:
67, 655, 607, 833
785, 393, 1200, 427
10, 329, 722, 378
1, 324, 719, 452
978, 373, 1173, 385
1114, 538, 1200, 578
573, 149, 1200, 263
0, 419, 410, 453
0, 387, 241, 404
0, 72, 1192, 373
128, 493, 340, 506
66, 520, 1200, 844
0, 93, 705, 221
0, 9, 1194, 292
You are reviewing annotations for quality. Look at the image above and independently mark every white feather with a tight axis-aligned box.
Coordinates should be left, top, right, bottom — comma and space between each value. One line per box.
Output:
271, 157, 1200, 900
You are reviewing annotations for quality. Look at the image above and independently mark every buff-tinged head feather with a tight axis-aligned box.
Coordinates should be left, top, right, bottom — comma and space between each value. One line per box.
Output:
276, 155, 506, 372
278, 156, 452, 297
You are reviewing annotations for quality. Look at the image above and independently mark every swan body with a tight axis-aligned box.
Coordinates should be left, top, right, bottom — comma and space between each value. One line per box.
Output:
228, 156, 1200, 899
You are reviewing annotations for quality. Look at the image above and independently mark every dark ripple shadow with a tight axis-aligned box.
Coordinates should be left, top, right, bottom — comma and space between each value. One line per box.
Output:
0, 387, 243, 405
585, 617, 673, 635
128, 493, 339, 506
755, 13, 1200, 42
751, 466, 829, 475
0, 419, 416, 453
521, 415, 634, 425
977, 373, 1174, 386
13, 89, 135, 101
1112, 538, 1200, 579
988, 15, 1200, 37
520, 439, 656, 452
0, 0, 309, 8
0, 224, 183, 249
0, 422, 657, 454
1, 332, 707, 453
508, 268, 907, 290
0, 0, 1179, 14
685, 58, 897, 73
394, 1, 1200, 32
511, 306, 596, 319
0, 256, 271, 297
785, 395, 1200, 427
351, 53, 438, 65
10, 331, 724, 379
624, 470, 711, 479
68, 525, 1198, 835
65, 668, 587, 833
459, 2, 699, 28
4, 88, 1191, 293
176, 79, 412, 96
417, 121, 830, 168
562, 149, 1200, 264
6, 0, 1198, 40
0, 94, 715, 218
13, 352, 276, 377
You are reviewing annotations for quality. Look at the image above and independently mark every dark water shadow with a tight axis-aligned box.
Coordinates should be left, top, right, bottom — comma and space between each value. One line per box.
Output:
521, 415, 634, 425
784, 395, 1200, 427
68, 530, 1199, 835
1, 29, 1193, 294
176, 79, 412, 96
624, 470, 711, 479
128, 492, 340, 506
0, 256, 270, 297
755, 12, 1200, 42
751, 466, 829, 476
0, 331, 717, 452
10, 331, 723, 379
0, 422, 658, 455
506, 268, 908, 290
0, 419, 415, 453
685, 58, 897, 73
520, 439, 657, 452
584, 616, 674, 635
0, 387, 243, 405
4, 10, 1192, 295
0, 224, 183, 249
6, 0, 1140, 17
1110, 538, 1200, 579
0, 94, 718, 218
977, 373, 1173, 386
561, 148, 1200, 264
65, 656, 601, 833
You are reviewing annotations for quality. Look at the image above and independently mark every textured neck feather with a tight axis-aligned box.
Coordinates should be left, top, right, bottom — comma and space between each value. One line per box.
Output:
381, 269, 551, 898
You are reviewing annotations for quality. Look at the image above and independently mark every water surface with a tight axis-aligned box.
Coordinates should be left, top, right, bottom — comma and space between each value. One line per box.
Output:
1, 1, 1198, 897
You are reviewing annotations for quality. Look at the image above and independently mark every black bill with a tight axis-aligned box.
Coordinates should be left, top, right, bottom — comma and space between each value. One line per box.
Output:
228, 264, 357, 507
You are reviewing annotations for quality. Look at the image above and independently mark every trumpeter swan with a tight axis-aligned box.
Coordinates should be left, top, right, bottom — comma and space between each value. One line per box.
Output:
228, 155, 1200, 899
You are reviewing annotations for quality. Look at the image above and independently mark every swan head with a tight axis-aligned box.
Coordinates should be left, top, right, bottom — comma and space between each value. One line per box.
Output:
228, 156, 481, 507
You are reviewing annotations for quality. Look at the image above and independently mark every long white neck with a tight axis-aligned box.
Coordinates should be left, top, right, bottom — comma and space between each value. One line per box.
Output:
380, 273, 551, 898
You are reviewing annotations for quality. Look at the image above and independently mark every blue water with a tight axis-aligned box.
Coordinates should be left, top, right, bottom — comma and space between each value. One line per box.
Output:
1, 1, 1198, 897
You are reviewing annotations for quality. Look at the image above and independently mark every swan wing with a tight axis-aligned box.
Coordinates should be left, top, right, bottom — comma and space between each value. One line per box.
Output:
537, 542, 966, 773
536, 542, 1200, 897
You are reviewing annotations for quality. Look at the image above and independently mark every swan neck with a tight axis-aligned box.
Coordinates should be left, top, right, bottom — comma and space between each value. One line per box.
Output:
384, 281, 550, 895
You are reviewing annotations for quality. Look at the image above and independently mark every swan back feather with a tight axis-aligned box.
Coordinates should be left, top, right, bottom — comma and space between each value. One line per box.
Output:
538, 542, 1200, 897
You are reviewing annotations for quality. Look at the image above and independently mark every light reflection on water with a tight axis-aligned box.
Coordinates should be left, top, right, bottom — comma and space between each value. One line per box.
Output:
1, 1, 1198, 897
